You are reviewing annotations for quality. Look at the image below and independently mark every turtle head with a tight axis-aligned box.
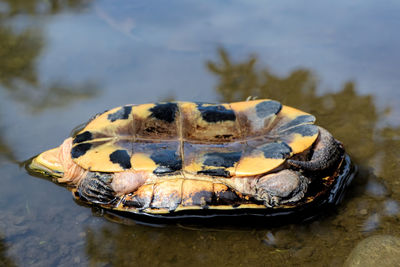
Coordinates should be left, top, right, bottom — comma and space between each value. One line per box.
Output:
28, 138, 87, 184
29, 146, 64, 178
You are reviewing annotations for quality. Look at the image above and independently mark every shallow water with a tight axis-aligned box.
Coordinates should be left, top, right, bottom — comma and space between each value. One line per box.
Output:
1, 1, 400, 266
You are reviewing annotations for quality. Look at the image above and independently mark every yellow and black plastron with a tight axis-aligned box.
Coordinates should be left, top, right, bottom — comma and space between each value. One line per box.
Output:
71, 100, 319, 177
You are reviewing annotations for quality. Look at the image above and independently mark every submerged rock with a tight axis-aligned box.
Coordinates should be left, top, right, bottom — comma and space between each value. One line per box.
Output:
344, 235, 400, 267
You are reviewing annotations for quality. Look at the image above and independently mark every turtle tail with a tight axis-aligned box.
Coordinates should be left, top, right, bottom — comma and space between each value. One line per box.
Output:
287, 127, 343, 172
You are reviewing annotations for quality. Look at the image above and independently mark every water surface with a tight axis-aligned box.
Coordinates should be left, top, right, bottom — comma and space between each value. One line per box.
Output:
1, 1, 400, 266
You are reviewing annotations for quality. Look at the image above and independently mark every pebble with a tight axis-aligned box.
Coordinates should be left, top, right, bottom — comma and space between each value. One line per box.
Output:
262, 231, 276, 247
74, 256, 81, 263
383, 199, 399, 216
344, 235, 400, 267
359, 209, 368, 215
294, 246, 314, 258
79, 231, 86, 238
365, 180, 388, 197
362, 213, 380, 232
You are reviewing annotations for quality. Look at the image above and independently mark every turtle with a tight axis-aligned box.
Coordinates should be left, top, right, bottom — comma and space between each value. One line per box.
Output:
28, 99, 354, 219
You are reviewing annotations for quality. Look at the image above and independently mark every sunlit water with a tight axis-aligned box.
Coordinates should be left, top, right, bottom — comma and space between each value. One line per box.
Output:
1, 1, 400, 266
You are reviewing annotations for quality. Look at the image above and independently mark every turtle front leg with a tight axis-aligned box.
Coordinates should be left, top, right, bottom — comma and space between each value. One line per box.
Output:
77, 171, 149, 205
254, 170, 310, 207
77, 172, 117, 205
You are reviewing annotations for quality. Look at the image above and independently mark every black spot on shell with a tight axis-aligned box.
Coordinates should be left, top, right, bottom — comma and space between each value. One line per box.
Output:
197, 103, 236, 123
150, 149, 182, 174
71, 143, 92, 158
123, 198, 143, 208
277, 115, 316, 131
149, 103, 178, 123
198, 168, 230, 177
153, 166, 179, 175
255, 100, 282, 118
144, 127, 156, 133
73, 131, 92, 144
123, 195, 151, 209
282, 124, 319, 137
203, 152, 242, 168
260, 142, 292, 159
109, 150, 132, 169
214, 189, 240, 205
188, 190, 213, 207
107, 106, 132, 122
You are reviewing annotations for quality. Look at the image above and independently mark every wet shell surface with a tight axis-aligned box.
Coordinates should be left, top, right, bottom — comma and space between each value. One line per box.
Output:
71, 99, 319, 178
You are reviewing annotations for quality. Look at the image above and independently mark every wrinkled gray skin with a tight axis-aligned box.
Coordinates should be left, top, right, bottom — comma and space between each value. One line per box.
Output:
254, 170, 309, 207
287, 127, 343, 171
224, 127, 343, 207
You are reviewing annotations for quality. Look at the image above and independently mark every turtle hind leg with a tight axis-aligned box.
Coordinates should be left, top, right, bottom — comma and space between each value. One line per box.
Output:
254, 170, 309, 207
77, 172, 117, 205
287, 127, 343, 172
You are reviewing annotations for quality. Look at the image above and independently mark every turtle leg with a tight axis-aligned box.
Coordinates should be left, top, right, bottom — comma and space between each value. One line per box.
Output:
287, 127, 343, 172
77, 172, 117, 205
254, 170, 310, 207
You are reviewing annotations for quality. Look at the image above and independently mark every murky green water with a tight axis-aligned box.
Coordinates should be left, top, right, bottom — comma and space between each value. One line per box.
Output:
1, 1, 400, 266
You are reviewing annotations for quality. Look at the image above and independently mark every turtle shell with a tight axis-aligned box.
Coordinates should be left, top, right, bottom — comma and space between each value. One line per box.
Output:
71, 100, 319, 178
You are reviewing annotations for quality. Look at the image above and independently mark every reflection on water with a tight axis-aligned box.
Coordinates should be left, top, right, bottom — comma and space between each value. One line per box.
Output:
0, 0, 98, 163
0, 0, 90, 16
0, 237, 15, 267
0, 15, 97, 112
0, 132, 15, 163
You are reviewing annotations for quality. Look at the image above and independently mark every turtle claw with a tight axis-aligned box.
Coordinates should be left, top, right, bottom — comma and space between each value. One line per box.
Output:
77, 172, 117, 205
270, 196, 281, 206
